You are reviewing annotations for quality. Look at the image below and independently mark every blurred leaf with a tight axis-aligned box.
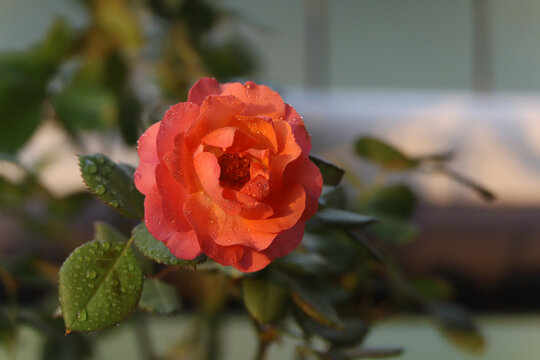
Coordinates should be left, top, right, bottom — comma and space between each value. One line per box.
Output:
201, 39, 256, 80
344, 230, 383, 263
409, 276, 453, 300
289, 278, 344, 329
428, 302, 485, 354
0, 307, 17, 355
309, 154, 345, 186
42, 331, 92, 360
368, 214, 419, 244
117, 90, 142, 145
36, 17, 75, 65
363, 184, 417, 219
0, 18, 75, 153
440, 167, 496, 202
295, 311, 369, 347
54, 83, 117, 131
276, 252, 330, 274
414, 150, 454, 163
319, 186, 347, 208
59, 239, 143, 332
355, 137, 418, 170
333, 346, 404, 359
139, 278, 181, 315
242, 276, 289, 324
302, 231, 362, 273
79, 153, 144, 219
317, 209, 377, 228
93, 0, 142, 49
132, 223, 206, 266
94, 221, 128, 243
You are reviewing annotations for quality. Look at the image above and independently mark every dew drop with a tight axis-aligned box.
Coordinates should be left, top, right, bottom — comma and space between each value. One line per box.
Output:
84, 159, 97, 174
77, 310, 88, 321
95, 185, 106, 195
86, 269, 97, 279
95, 154, 105, 164
111, 279, 119, 287
102, 241, 111, 250
110, 200, 119, 208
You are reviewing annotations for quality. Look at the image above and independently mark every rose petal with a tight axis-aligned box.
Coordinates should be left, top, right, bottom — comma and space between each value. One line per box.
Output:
221, 81, 285, 119
157, 102, 199, 162
243, 183, 306, 233
262, 221, 306, 259
269, 120, 302, 190
234, 115, 278, 152
187, 77, 223, 105
201, 126, 258, 153
163, 135, 201, 193
193, 151, 242, 215
185, 95, 246, 150
234, 249, 272, 272
284, 104, 312, 155
144, 185, 201, 259
282, 155, 323, 221
135, 122, 160, 195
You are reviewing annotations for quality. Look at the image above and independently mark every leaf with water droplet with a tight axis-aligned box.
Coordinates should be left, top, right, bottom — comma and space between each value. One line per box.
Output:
132, 223, 207, 266
139, 278, 181, 315
78, 153, 144, 219
59, 239, 143, 332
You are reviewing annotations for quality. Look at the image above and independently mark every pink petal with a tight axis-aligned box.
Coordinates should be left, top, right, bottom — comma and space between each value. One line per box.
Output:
187, 77, 223, 105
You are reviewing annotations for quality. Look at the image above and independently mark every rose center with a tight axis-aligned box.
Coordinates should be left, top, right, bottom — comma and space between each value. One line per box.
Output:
218, 153, 251, 190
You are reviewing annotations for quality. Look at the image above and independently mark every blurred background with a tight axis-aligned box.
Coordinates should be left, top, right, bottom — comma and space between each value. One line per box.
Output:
1, 0, 540, 359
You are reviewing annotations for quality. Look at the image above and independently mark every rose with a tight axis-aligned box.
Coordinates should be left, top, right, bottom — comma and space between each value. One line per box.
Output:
134, 78, 322, 272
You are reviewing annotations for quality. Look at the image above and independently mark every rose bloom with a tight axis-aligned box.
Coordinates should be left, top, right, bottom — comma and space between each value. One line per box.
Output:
134, 78, 322, 272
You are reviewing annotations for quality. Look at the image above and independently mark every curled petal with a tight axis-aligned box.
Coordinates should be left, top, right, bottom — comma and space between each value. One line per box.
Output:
221, 81, 285, 119
283, 155, 323, 221
284, 104, 312, 155
135, 122, 160, 196
243, 183, 306, 233
270, 120, 302, 190
202, 126, 258, 153
186, 95, 246, 149
188, 77, 223, 105
262, 222, 306, 259
234, 249, 272, 272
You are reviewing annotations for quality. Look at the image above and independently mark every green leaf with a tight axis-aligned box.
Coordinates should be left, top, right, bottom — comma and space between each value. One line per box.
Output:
139, 278, 181, 315
132, 223, 206, 266
94, 221, 128, 243
242, 277, 289, 324
363, 184, 417, 219
355, 137, 418, 170
79, 153, 144, 219
309, 154, 345, 186
428, 302, 485, 354
289, 278, 344, 329
59, 239, 143, 332
317, 208, 377, 228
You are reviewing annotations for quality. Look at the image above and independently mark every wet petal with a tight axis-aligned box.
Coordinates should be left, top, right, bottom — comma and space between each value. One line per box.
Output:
135, 122, 160, 195
144, 184, 201, 259
157, 102, 199, 162
188, 77, 223, 105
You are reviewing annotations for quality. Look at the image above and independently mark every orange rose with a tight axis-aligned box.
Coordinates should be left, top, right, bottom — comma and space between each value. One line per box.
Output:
134, 78, 322, 272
